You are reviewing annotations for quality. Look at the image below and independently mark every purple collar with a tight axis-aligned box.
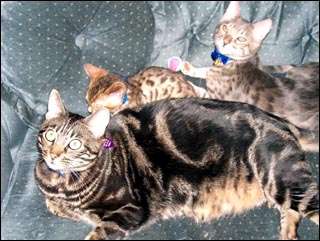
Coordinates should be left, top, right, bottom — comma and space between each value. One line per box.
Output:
102, 137, 115, 149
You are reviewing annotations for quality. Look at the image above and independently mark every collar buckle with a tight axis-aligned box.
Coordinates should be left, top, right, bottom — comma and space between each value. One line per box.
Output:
211, 49, 232, 65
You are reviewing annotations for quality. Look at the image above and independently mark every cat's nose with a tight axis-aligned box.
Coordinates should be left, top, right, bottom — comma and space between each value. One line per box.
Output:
223, 35, 232, 45
50, 144, 64, 159
50, 152, 60, 159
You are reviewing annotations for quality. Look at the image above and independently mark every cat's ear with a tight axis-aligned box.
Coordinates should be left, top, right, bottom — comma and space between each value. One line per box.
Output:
46, 89, 67, 120
252, 19, 272, 43
84, 63, 108, 83
102, 82, 127, 107
83, 108, 110, 138
220, 1, 241, 22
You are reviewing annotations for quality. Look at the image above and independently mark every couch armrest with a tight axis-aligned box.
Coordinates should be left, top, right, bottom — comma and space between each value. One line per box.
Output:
1, 98, 29, 203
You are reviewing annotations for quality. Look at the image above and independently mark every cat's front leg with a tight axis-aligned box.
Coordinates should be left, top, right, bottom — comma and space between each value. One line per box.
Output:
181, 61, 211, 79
45, 198, 81, 222
85, 221, 128, 240
85, 204, 145, 240
279, 208, 301, 240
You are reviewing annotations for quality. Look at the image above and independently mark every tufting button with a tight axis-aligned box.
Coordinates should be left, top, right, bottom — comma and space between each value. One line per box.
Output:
186, 31, 194, 39
75, 33, 87, 49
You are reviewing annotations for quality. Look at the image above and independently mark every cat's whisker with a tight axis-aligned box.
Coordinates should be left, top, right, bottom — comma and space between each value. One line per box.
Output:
22, 153, 41, 159
67, 165, 90, 194
67, 167, 83, 204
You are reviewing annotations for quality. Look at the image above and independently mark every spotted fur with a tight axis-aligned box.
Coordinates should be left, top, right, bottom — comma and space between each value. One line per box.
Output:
35, 89, 319, 240
84, 64, 208, 115
181, 1, 319, 152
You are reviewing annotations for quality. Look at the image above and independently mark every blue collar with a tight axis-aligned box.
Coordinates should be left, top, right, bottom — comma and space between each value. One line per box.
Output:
211, 49, 232, 65
122, 93, 128, 105
122, 76, 128, 105
48, 167, 65, 178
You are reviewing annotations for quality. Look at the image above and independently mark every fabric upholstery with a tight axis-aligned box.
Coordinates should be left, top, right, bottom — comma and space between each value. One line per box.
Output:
1, 1, 155, 129
1, 1, 319, 240
149, 1, 319, 67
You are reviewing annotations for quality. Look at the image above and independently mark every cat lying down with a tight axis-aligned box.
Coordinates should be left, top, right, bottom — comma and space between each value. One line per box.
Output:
35, 89, 319, 240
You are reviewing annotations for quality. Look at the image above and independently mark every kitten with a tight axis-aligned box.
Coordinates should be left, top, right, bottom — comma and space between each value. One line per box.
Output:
84, 64, 208, 115
35, 89, 319, 240
181, 1, 319, 152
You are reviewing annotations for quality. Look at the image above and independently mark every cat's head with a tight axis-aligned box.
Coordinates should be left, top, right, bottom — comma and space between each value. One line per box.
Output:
214, 1, 272, 61
38, 89, 110, 173
84, 63, 128, 114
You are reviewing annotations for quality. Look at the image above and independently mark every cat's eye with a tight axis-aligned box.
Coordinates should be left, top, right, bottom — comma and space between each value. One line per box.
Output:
69, 139, 82, 150
222, 25, 229, 33
44, 130, 56, 142
237, 36, 247, 42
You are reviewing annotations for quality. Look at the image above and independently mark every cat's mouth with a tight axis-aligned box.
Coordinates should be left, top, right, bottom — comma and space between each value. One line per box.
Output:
214, 44, 235, 59
43, 155, 94, 173
214, 42, 254, 61
43, 156, 67, 172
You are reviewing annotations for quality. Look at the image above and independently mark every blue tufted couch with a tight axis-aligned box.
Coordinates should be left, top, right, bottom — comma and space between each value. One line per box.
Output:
1, 1, 319, 240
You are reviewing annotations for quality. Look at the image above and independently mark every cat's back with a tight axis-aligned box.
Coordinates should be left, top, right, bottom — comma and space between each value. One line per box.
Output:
112, 98, 293, 132
134, 66, 186, 85
106, 98, 303, 213
130, 66, 197, 102
263, 62, 319, 82
109, 98, 298, 156
220, 62, 319, 130
273, 69, 319, 130
157, 98, 290, 124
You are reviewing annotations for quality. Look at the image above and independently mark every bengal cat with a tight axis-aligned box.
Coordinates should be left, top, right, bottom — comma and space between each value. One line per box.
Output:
181, 1, 319, 152
84, 64, 208, 115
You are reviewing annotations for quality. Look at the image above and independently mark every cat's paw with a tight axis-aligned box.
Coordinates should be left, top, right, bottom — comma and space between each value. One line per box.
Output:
279, 234, 298, 240
45, 199, 69, 219
45, 199, 60, 216
181, 61, 195, 76
45, 198, 81, 221
85, 230, 107, 240
279, 229, 299, 240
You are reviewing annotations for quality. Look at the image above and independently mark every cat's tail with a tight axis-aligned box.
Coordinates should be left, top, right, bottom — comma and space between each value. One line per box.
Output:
287, 123, 319, 152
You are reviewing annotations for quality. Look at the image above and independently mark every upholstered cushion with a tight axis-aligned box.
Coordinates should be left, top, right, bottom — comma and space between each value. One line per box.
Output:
1, 1, 155, 129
